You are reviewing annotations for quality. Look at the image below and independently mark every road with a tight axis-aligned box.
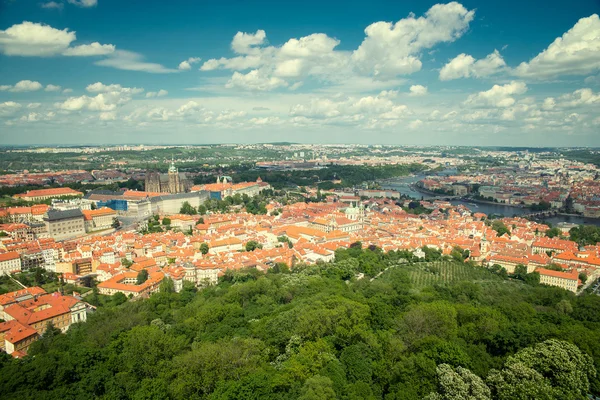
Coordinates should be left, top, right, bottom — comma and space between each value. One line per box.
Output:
577, 270, 600, 296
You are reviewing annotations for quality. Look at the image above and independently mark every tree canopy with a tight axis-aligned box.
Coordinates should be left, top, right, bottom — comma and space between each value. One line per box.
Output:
1, 247, 599, 399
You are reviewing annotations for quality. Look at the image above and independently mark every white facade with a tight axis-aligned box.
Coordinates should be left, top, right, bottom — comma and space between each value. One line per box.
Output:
0, 255, 22, 275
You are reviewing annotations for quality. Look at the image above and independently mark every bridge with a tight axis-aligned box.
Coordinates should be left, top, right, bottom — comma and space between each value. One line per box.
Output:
424, 195, 465, 201
521, 210, 559, 219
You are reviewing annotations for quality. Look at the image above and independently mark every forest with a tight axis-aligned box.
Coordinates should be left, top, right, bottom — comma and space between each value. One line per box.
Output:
1, 246, 599, 399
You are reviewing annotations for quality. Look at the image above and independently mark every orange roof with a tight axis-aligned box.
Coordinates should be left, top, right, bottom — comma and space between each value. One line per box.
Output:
1, 320, 38, 344
537, 267, 579, 280
82, 207, 116, 220
122, 190, 167, 198
15, 187, 82, 198
0, 251, 20, 262
0, 287, 46, 306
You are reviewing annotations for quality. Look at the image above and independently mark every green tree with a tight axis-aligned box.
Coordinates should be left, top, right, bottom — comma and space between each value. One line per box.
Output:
426, 364, 491, 400
136, 269, 149, 285
298, 375, 337, 400
111, 217, 120, 229
179, 201, 197, 215
545, 227, 561, 238
488, 339, 596, 399
197, 204, 207, 215
162, 217, 171, 226
200, 242, 209, 255
491, 220, 510, 237
245, 240, 263, 252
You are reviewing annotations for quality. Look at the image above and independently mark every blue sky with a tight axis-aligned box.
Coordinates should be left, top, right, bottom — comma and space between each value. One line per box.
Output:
0, 0, 599, 146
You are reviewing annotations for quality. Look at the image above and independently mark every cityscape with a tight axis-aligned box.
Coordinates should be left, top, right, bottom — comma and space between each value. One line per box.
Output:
1, 0, 600, 399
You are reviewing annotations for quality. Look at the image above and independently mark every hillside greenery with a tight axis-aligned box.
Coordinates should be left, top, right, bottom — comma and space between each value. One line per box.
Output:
1, 246, 599, 399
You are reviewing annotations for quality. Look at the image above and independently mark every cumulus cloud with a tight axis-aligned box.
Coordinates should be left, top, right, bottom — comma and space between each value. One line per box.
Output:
45, 84, 61, 92
439, 50, 506, 80
544, 88, 600, 109
63, 42, 115, 56
62, 88, 73, 94
464, 81, 528, 108
231, 30, 267, 54
199, 3, 475, 91
200, 31, 345, 85
86, 82, 144, 94
513, 14, 600, 78
146, 89, 168, 98
41, 2, 64, 10
0, 22, 75, 56
94, 50, 178, 73
0, 80, 44, 92
0, 102, 22, 117
289, 91, 409, 128
56, 92, 129, 112
0, 21, 114, 57
408, 119, 423, 129
409, 85, 428, 96
352, 2, 475, 79
178, 57, 201, 70
225, 70, 288, 91
67, 0, 97, 7
99, 111, 116, 121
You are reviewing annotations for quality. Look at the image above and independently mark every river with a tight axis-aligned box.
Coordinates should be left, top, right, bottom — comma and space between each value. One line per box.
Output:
382, 175, 600, 227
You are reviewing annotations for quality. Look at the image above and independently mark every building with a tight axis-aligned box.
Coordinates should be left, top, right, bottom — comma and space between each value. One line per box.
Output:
191, 177, 270, 200
0, 251, 22, 275
97, 268, 165, 298
145, 161, 192, 194
82, 207, 117, 231
537, 268, 580, 293
0, 288, 87, 355
13, 187, 83, 202
43, 209, 86, 241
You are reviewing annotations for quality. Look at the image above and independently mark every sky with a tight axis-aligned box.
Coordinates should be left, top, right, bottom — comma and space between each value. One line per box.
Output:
0, 0, 599, 146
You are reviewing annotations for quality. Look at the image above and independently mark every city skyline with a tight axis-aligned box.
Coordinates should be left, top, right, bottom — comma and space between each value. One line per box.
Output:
0, 0, 599, 146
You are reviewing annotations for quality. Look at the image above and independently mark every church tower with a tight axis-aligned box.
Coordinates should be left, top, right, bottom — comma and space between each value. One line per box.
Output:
168, 160, 180, 193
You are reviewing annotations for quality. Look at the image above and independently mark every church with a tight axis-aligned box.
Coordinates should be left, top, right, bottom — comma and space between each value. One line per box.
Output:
145, 161, 192, 194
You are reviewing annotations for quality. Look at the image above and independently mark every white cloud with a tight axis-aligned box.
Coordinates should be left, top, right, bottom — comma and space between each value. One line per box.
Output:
0, 102, 22, 117
146, 89, 168, 98
45, 84, 61, 92
199, 3, 475, 91
86, 82, 144, 94
41, 2, 64, 10
0, 21, 115, 58
513, 14, 600, 78
200, 31, 345, 87
226, 70, 288, 91
464, 81, 528, 108
409, 85, 428, 96
0, 22, 75, 56
408, 119, 423, 129
0, 80, 44, 92
27, 103, 41, 109
549, 88, 600, 108
289, 91, 409, 127
178, 57, 201, 70
231, 30, 267, 54
94, 50, 178, 73
439, 50, 506, 80
99, 111, 116, 121
352, 2, 475, 79
62, 88, 73, 94
57, 94, 114, 111
63, 42, 115, 56
67, 0, 97, 7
